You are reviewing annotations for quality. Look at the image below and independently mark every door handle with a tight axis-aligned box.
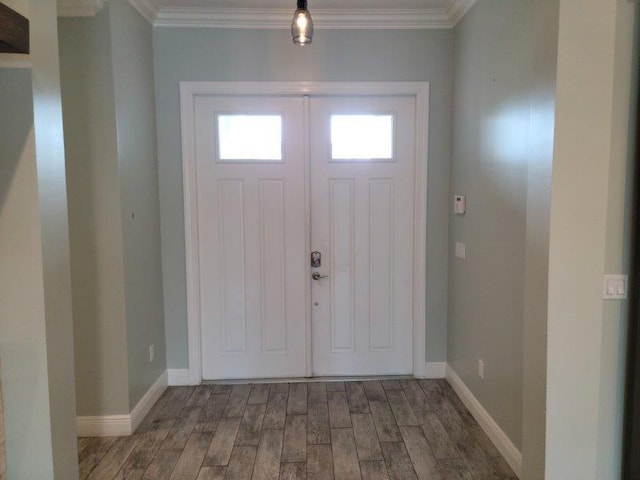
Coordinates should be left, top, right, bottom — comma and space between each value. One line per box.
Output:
312, 272, 329, 281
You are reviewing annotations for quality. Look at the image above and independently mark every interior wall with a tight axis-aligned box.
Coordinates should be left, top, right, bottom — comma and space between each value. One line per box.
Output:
153, 27, 454, 370
545, 0, 636, 478
58, 0, 166, 415
59, 10, 130, 416
0, 0, 78, 476
109, 0, 166, 410
598, 3, 638, 476
520, 0, 559, 478
448, 0, 542, 450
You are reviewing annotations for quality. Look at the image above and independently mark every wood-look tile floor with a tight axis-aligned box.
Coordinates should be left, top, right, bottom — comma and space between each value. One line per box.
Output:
78, 379, 517, 480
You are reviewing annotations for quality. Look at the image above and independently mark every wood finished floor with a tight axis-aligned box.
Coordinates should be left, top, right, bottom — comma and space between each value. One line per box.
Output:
78, 379, 517, 480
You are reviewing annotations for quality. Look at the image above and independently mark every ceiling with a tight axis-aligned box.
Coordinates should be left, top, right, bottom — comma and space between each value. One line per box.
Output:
57, 0, 477, 29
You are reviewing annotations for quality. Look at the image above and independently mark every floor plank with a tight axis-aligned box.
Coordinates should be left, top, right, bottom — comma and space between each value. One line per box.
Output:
307, 403, 331, 445
161, 408, 203, 451
248, 385, 271, 405
359, 460, 390, 480
236, 404, 267, 446
251, 429, 283, 480
143, 450, 182, 480
169, 432, 213, 480
352, 413, 383, 461
327, 391, 351, 428
307, 444, 334, 480
380, 442, 418, 480
330, 428, 361, 480
363, 381, 387, 402
87, 436, 140, 480
369, 401, 401, 442
195, 394, 229, 433
307, 382, 328, 404
203, 417, 241, 466
385, 390, 419, 426
282, 415, 307, 463
225, 446, 257, 480
399, 426, 442, 480
195, 466, 226, 480
224, 386, 252, 418
287, 383, 308, 415
421, 412, 459, 460
345, 382, 370, 414
263, 392, 288, 430
279, 462, 306, 480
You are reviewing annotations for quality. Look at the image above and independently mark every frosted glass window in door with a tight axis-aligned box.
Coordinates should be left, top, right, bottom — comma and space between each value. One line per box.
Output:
331, 115, 394, 160
217, 115, 283, 161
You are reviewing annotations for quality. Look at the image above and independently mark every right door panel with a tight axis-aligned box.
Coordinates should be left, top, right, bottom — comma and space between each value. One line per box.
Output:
310, 96, 416, 376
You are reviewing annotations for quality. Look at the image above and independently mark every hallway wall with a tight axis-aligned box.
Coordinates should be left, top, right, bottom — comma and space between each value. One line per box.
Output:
152, 27, 454, 371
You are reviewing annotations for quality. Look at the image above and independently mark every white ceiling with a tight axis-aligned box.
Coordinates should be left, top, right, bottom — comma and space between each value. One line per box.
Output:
57, 0, 477, 29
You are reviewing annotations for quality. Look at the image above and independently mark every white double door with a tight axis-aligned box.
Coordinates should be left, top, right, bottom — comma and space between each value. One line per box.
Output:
195, 94, 416, 380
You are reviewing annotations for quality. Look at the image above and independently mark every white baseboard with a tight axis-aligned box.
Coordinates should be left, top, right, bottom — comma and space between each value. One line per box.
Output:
77, 370, 168, 437
445, 365, 522, 478
76, 415, 132, 437
130, 371, 168, 433
425, 362, 446, 378
168, 368, 190, 386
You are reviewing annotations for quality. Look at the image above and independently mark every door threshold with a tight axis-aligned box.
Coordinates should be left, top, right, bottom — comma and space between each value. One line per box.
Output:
201, 374, 415, 385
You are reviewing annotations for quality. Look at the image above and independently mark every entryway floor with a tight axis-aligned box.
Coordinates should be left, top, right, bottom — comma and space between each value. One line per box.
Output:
78, 379, 517, 479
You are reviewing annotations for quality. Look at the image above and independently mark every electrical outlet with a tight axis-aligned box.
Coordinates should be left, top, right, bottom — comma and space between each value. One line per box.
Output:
478, 359, 484, 379
455, 242, 466, 259
149, 344, 154, 363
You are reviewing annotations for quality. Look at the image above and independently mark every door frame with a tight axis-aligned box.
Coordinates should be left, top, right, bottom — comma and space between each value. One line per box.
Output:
180, 81, 430, 385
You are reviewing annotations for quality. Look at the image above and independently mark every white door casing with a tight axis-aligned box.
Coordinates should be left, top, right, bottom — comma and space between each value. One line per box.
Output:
181, 82, 429, 384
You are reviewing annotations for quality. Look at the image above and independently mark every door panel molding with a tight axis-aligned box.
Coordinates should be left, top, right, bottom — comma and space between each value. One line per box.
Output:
180, 81, 430, 384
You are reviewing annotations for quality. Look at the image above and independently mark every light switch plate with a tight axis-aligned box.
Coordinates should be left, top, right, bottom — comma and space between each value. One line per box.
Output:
603, 274, 628, 300
455, 242, 466, 259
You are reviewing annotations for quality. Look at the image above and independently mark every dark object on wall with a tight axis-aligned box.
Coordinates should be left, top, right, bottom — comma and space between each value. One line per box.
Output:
0, 2, 29, 54
623, 12, 640, 480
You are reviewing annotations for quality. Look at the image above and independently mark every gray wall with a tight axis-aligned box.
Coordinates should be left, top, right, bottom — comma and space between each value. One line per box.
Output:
59, 10, 130, 416
545, 0, 636, 477
448, 0, 543, 450
153, 27, 453, 369
109, 0, 167, 411
521, 1, 558, 477
0, 0, 78, 477
58, 0, 166, 416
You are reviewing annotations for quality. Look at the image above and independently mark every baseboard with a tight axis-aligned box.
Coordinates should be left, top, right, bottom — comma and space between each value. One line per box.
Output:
445, 365, 523, 478
77, 370, 168, 437
76, 414, 132, 437
130, 371, 168, 433
168, 368, 191, 386
425, 362, 446, 378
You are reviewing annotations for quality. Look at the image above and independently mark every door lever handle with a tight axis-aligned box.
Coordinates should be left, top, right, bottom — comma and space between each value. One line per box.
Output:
312, 272, 329, 281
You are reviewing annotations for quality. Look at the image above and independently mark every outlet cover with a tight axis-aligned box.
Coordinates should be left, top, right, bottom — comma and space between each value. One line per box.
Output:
455, 242, 466, 259
478, 359, 484, 379
149, 344, 154, 363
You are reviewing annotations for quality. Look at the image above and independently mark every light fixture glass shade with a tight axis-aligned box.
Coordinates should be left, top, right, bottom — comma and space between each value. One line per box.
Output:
291, 0, 313, 45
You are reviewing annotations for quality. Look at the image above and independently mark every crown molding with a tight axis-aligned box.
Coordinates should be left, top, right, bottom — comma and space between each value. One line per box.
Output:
57, 0, 476, 28
127, 0, 160, 23
446, 0, 478, 26
155, 7, 452, 29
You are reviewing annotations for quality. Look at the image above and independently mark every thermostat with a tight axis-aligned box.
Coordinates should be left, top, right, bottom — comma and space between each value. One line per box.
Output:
454, 195, 466, 215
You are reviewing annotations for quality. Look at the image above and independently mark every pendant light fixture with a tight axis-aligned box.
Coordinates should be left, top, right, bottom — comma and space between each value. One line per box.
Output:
291, 0, 313, 46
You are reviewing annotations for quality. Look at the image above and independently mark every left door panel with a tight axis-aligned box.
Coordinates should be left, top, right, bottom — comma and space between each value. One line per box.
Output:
195, 96, 307, 379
